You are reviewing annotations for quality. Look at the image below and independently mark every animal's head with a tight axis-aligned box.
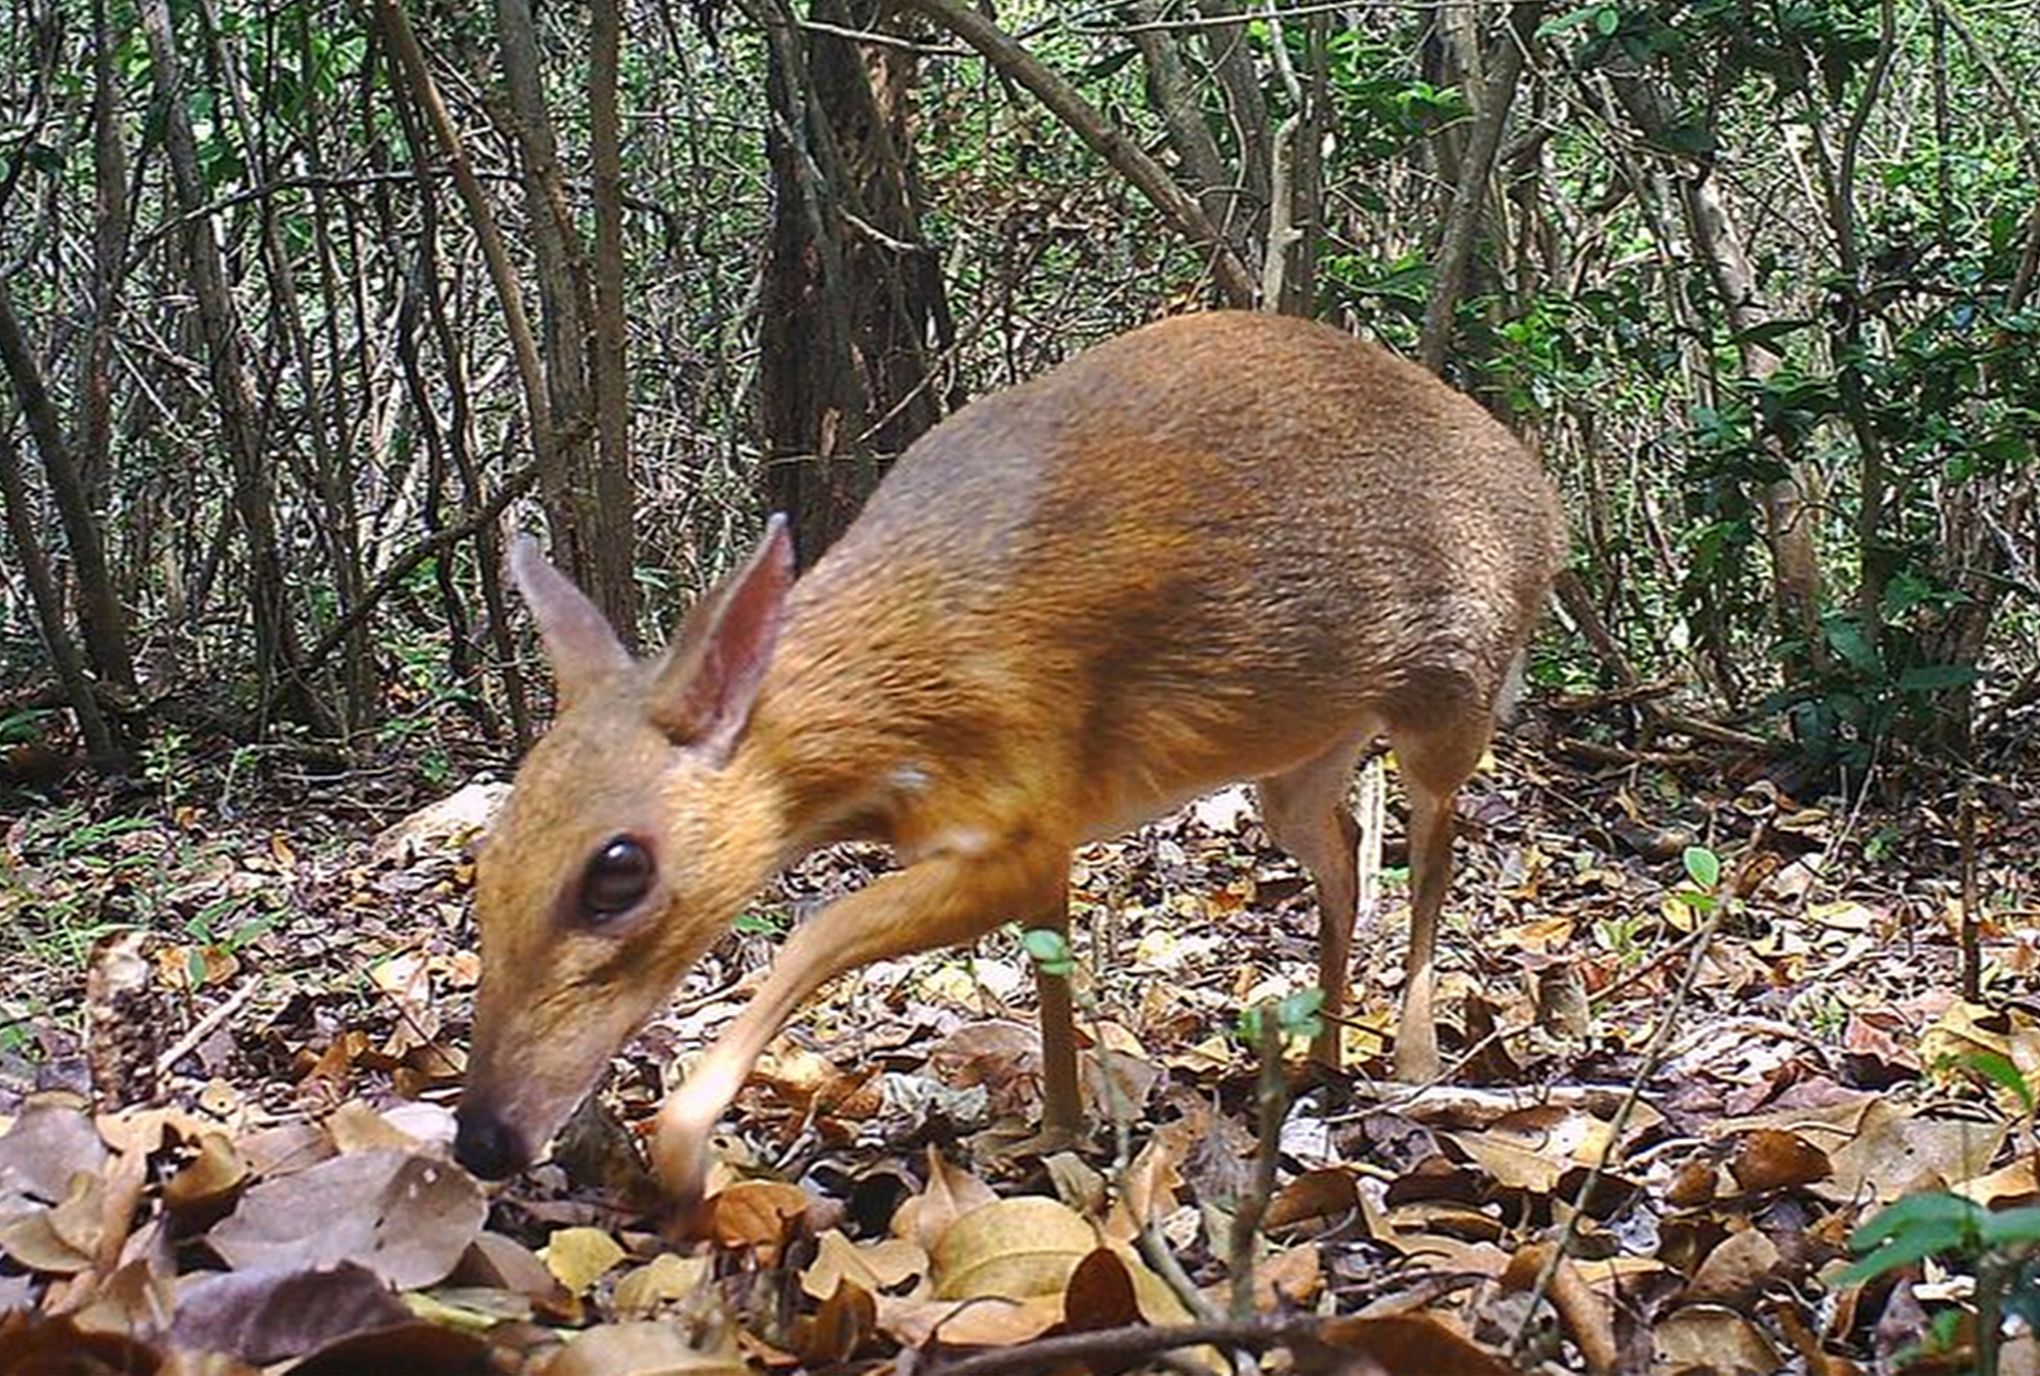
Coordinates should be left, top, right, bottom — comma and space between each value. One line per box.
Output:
453, 520, 794, 1179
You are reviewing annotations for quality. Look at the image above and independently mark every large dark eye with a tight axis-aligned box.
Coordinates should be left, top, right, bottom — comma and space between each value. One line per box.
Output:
581, 836, 654, 920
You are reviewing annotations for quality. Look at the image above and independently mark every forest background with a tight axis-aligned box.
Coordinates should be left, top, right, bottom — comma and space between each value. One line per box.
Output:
2, 0, 2034, 779
2, 0, 2039, 1368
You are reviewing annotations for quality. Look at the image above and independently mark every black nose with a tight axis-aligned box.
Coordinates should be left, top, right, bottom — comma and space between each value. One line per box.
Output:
453, 1103, 528, 1179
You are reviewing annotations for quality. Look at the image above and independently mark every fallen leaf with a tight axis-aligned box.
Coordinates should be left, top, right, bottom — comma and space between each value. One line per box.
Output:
540, 1226, 625, 1295
168, 1262, 408, 1363
208, 1150, 484, 1288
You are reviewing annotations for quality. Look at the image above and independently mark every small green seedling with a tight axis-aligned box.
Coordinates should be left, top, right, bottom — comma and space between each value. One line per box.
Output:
1020, 927, 1074, 979
1237, 987, 1325, 1046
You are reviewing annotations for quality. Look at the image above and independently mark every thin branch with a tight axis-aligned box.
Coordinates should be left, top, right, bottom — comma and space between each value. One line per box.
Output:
897, 0, 1259, 307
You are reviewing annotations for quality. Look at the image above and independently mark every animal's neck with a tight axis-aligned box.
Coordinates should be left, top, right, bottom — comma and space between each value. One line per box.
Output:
738, 563, 943, 856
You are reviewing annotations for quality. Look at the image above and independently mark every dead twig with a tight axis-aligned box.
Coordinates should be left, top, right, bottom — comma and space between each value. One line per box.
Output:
924, 1316, 1326, 1376
158, 976, 264, 1074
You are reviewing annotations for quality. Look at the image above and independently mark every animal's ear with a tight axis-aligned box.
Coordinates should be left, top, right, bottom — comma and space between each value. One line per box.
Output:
649, 515, 795, 764
508, 536, 632, 711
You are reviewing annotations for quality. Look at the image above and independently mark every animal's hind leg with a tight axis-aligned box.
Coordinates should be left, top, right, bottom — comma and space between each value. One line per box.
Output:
1387, 708, 1494, 1083
1258, 734, 1368, 1070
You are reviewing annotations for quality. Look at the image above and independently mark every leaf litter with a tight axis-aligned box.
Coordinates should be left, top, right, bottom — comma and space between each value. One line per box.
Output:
1, 728, 2037, 1372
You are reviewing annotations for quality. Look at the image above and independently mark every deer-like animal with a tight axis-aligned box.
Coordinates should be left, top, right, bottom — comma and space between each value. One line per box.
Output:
452, 311, 1566, 1206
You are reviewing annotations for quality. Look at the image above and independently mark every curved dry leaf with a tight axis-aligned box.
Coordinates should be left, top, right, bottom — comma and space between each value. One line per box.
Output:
1818, 1101, 2005, 1203
208, 1150, 484, 1289
800, 1229, 927, 1300
539, 1227, 625, 1296
538, 1321, 749, 1376
281, 1320, 493, 1376
874, 1292, 1062, 1348
708, 1180, 810, 1264
0, 1201, 94, 1275
1314, 1314, 1514, 1376
1685, 1226, 1781, 1306
168, 1261, 408, 1364
930, 1196, 1097, 1302
0, 1099, 106, 1210
797, 1277, 877, 1367
1263, 1167, 1361, 1233
894, 1148, 997, 1253
1653, 1304, 1781, 1375
1727, 1128, 1831, 1194
1060, 1246, 1140, 1332
613, 1252, 713, 1318
1255, 1243, 1321, 1309
164, 1133, 250, 1219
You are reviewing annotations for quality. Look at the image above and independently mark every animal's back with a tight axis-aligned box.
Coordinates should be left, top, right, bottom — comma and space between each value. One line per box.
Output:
790, 311, 1564, 832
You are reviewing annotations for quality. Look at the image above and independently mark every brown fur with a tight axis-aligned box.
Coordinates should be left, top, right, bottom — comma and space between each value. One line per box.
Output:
457, 311, 1566, 1202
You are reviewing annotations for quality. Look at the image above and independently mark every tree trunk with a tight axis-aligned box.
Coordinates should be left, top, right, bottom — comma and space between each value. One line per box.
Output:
0, 426, 118, 760
0, 289, 136, 705
755, 0, 951, 567
590, 0, 638, 637
1419, 1, 1543, 372
1611, 75, 1826, 677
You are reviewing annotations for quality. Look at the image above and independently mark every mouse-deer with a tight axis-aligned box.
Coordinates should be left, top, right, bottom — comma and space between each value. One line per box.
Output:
452, 311, 1566, 1207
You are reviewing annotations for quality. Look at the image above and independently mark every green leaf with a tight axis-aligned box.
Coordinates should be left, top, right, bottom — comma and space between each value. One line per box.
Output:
1850, 1192, 1980, 1251
1276, 987, 1326, 1039
1894, 664, 1981, 693
1682, 845, 1720, 891
1979, 1206, 2040, 1250
1021, 927, 1074, 978
1959, 1051, 2035, 1112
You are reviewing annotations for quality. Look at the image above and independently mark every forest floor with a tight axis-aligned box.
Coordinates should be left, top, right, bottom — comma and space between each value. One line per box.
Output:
2, 702, 2039, 1374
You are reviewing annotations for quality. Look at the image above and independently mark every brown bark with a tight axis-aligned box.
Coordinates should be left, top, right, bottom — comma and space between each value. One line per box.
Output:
0, 422, 118, 760
590, 0, 638, 640
1419, 2, 1543, 373
755, 0, 950, 566
492, 0, 619, 633
0, 289, 135, 702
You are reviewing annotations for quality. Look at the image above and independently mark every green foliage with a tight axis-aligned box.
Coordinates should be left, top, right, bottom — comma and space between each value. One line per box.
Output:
1020, 926, 1074, 979
1236, 987, 1325, 1046
1840, 1191, 2040, 1288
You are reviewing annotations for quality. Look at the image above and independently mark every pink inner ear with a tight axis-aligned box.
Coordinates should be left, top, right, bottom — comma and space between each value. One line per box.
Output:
654, 516, 794, 761
508, 536, 631, 708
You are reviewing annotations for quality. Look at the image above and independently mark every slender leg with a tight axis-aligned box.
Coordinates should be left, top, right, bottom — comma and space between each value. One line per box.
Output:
1032, 879, 1083, 1134
1258, 737, 1365, 1070
652, 840, 1069, 1215
1390, 716, 1490, 1083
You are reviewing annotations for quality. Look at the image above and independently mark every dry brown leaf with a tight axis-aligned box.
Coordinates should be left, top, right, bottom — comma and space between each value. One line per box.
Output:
797, 1277, 877, 1367
1817, 1100, 2006, 1203
1264, 1168, 1360, 1233
1652, 1303, 1782, 1374
207, 1150, 484, 1288
800, 1229, 927, 1300
709, 1180, 810, 1264
0, 1098, 107, 1208
874, 1292, 1062, 1348
1060, 1245, 1141, 1332
613, 1252, 713, 1317
325, 1101, 423, 1154
1685, 1227, 1780, 1306
1256, 1243, 1321, 1308
1727, 1128, 1832, 1194
1315, 1313, 1514, 1375
894, 1148, 997, 1253
537, 1320, 749, 1376
167, 1261, 408, 1364
931, 1195, 1098, 1302
164, 1132, 249, 1219
540, 1226, 625, 1295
